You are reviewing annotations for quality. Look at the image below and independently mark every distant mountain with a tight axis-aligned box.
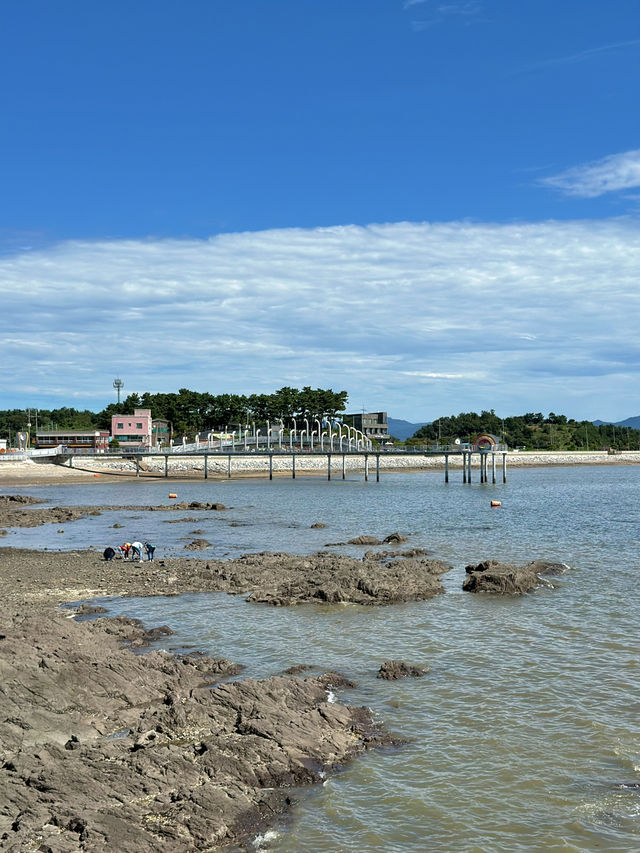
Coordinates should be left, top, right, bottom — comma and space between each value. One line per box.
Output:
593, 415, 640, 429
387, 417, 429, 441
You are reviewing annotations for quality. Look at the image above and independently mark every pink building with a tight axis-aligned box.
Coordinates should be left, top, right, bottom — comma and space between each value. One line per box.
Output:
111, 408, 153, 448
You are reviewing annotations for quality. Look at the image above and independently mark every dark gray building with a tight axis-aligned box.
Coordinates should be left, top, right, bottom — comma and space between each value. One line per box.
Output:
343, 412, 390, 440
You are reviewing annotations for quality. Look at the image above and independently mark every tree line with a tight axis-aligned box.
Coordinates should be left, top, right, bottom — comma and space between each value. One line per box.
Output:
408, 410, 640, 451
3, 398, 639, 450
0, 387, 349, 441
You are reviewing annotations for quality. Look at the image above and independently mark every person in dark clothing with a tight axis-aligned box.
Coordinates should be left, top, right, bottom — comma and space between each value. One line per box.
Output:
103, 546, 116, 561
144, 542, 156, 561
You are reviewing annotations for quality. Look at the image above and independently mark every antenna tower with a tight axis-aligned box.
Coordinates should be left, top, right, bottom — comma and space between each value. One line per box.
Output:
113, 377, 124, 405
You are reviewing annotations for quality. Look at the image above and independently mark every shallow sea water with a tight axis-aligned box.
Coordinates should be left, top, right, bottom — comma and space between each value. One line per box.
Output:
5, 465, 640, 852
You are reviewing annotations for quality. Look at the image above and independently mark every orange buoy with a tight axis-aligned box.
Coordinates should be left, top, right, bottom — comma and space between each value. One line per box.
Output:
490, 500, 501, 507
168, 493, 178, 499
93, 473, 101, 477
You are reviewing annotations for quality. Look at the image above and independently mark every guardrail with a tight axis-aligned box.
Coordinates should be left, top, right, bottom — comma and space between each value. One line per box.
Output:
0, 441, 509, 460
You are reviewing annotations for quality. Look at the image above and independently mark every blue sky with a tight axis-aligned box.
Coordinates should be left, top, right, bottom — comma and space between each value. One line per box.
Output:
1, 0, 640, 421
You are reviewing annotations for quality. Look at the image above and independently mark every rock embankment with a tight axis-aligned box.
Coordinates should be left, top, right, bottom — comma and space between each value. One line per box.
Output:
462, 559, 570, 594
0, 610, 392, 851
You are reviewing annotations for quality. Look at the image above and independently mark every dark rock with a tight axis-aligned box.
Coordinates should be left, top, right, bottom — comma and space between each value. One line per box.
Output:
184, 539, 212, 550
348, 535, 382, 546
75, 603, 108, 616
365, 547, 431, 562
314, 671, 357, 690
164, 517, 200, 524
383, 532, 408, 544
241, 553, 451, 606
462, 559, 569, 594
310, 522, 326, 529
377, 660, 428, 679
187, 501, 226, 511
282, 664, 312, 675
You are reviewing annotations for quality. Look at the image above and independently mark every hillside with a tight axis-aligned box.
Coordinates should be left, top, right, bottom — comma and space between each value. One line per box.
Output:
594, 415, 640, 430
387, 418, 429, 441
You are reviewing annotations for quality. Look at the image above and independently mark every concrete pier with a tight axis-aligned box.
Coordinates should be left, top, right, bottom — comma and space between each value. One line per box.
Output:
61, 446, 508, 485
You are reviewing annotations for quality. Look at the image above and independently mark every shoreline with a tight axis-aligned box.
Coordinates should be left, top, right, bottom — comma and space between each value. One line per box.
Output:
2, 542, 431, 850
0, 449, 638, 486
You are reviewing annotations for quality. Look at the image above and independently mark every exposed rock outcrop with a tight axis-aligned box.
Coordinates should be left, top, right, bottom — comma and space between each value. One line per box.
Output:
184, 539, 212, 550
377, 660, 428, 679
462, 559, 570, 594
0, 610, 394, 852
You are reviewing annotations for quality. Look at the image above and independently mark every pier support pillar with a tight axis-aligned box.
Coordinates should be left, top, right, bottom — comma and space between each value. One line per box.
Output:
462, 451, 467, 483
228, 455, 232, 479
164, 455, 168, 478
135, 458, 139, 478
502, 453, 507, 483
328, 453, 331, 480
376, 454, 380, 483
342, 454, 346, 479
204, 454, 208, 480
492, 453, 496, 484
364, 454, 369, 482
468, 452, 472, 483
445, 454, 449, 483
269, 454, 273, 480
292, 454, 296, 479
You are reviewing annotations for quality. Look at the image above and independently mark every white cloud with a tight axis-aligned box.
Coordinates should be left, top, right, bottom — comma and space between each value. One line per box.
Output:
410, 0, 482, 28
541, 149, 640, 198
522, 39, 640, 72
1, 219, 639, 421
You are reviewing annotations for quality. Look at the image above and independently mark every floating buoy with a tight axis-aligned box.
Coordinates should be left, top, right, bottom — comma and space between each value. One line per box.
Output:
93, 473, 101, 477
490, 500, 502, 507
168, 493, 178, 499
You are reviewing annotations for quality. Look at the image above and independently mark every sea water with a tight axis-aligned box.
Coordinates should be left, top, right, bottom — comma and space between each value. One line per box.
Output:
4, 466, 640, 852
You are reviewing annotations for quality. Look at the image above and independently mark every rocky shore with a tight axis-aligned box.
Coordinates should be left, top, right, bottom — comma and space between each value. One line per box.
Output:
0, 488, 571, 851
1, 608, 394, 852
0, 540, 447, 851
